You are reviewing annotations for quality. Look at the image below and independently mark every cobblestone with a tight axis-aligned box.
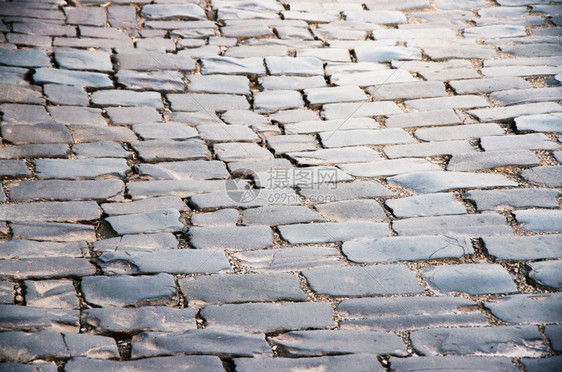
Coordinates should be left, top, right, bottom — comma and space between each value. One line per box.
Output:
1, 0, 560, 368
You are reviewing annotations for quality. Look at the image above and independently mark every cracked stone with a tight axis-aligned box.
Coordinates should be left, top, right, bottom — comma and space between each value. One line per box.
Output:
343, 235, 473, 263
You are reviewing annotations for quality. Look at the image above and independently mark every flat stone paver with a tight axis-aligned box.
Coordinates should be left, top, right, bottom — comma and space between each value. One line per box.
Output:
1, 0, 560, 368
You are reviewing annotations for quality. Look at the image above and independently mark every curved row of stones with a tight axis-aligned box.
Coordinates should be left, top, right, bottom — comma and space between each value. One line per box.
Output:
0, 0, 561, 371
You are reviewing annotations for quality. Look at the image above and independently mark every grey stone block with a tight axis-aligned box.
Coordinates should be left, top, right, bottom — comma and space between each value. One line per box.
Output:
388, 171, 517, 193
386, 193, 466, 218
65, 355, 225, 372
201, 301, 334, 332
83, 306, 197, 335
0, 304, 78, 332
528, 261, 562, 289
188, 225, 273, 250
81, 274, 177, 307
410, 326, 546, 357
63, 333, 119, 360
343, 235, 473, 263
485, 293, 562, 324
0, 257, 96, 279
520, 166, 562, 187
98, 250, 231, 275
25, 280, 78, 309
463, 188, 560, 210
242, 206, 323, 225
338, 296, 486, 331
514, 209, 562, 232
106, 208, 186, 235
279, 221, 390, 244
0, 330, 69, 362
421, 263, 517, 295
235, 355, 383, 372
7, 180, 125, 202
102, 196, 187, 216
389, 356, 517, 371
303, 265, 424, 296
447, 150, 539, 171
180, 273, 305, 306
233, 246, 341, 273
483, 235, 562, 260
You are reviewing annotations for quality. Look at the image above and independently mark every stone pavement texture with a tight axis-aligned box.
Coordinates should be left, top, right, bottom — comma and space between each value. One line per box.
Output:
0, 0, 561, 370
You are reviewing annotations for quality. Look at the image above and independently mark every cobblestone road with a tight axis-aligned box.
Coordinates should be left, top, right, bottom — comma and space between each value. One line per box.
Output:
0, 0, 561, 370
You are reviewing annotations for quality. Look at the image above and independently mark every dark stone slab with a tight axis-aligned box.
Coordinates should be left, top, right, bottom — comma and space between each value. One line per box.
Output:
102, 196, 186, 216
483, 235, 562, 260
25, 280, 78, 309
34, 158, 129, 179
98, 249, 232, 275
188, 225, 273, 250
93, 233, 178, 253
201, 302, 334, 332
520, 166, 562, 187
82, 306, 197, 335
393, 213, 513, 236
388, 171, 517, 194
545, 325, 562, 351
0, 240, 87, 259
73, 141, 131, 158
421, 263, 517, 295
338, 296, 486, 331
233, 246, 341, 273
117, 52, 196, 71
386, 193, 466, 218
241, 206, 323, 225
106, 106, 162, 125
106, 208, 185, 235
141, 4, 206, 20
0, 330, 69, 362
0, 257, 96, 279
236, 354, 382, 372
486, 293, 562, 324
64, 6, 106, 26
343, 235, 473, 263
521, 356, 562, 372
0, 201, 101, 222
272, 329, 408, 357
8, 179, 124, 202
65, 355, 224, 372
49, 106, 106, 126
34, 68, 112, 88
0, 144, 69, 159
179, 273, 305, 306
514, 209, 562, 232
0, 103, 54, 125
2, 124, 72, 145
0, 160, 31, 179
116, 70, 185, 91
463, 188, 559, 210
0, 281, 13, 304
54, 49, 112, 72
81, 274, 177, 307
304, 264, 424, 296
528, 261, 562, 289
278, 221, 390, 244
0, 362, 58, 371
0, 304, 78, 332
389, 356, 517, 371
131, 139, 210, 162
70, 125, 137, 143
131, 329, 272, 358
447, 150, 539, 171
410, 326, 546, 357
63, 333, 119, 359
0, 48, 50, 67
136, 160, 229, 180
92, 90, 163, 109
126, 179, 229, 200
0, 83, 44, 104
